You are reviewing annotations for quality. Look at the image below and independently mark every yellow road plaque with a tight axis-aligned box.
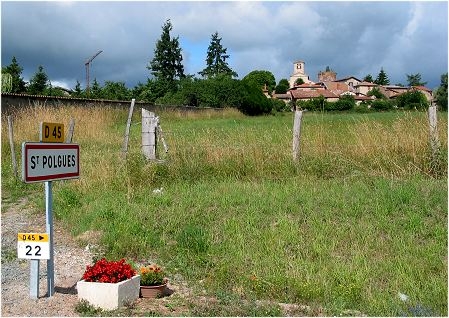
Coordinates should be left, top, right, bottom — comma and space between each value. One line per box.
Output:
18, 233, 49, 242
40, 122, 64, 143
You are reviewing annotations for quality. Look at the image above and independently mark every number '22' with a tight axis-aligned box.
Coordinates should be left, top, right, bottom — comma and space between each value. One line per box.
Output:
25, 245, 41, 257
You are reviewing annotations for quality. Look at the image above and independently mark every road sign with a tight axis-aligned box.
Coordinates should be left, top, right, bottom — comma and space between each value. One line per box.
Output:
17, 233, 50, 260
22, 142, 80, 183
39, 122, 64, 143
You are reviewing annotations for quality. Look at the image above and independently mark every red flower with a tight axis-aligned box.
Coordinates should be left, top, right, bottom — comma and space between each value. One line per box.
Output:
82, 258, 136, 283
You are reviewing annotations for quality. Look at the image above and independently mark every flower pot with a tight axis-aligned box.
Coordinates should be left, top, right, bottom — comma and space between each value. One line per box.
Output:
77, 275, 140, 310
140, 283, 167, 298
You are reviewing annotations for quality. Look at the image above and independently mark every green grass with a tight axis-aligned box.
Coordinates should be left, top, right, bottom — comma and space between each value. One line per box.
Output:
2, 108, 447, 316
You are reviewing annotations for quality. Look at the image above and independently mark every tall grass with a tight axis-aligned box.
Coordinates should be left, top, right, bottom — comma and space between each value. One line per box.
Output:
1, 105, 447, 316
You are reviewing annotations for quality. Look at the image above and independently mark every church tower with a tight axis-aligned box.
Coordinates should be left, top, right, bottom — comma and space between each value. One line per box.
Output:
289, 60, 312, 87
318, 66, 337, 82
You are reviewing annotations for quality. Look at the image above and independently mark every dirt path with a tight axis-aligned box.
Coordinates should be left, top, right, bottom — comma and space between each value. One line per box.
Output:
1, 197, 195, 316
1, 197, 95, 316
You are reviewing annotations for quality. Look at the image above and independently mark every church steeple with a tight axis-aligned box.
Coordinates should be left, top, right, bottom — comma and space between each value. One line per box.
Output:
293, 60, 305, 75
289, 59, 311, 87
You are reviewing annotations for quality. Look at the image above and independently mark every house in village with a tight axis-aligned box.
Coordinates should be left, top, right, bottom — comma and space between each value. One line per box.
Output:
272, 60, 434, 107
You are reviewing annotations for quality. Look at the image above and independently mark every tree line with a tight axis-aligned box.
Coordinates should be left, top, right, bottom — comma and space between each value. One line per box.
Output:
2, 19, 448, 113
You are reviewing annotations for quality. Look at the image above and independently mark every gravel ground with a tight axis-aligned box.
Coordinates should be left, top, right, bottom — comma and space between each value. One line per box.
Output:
1, 197, 94, 316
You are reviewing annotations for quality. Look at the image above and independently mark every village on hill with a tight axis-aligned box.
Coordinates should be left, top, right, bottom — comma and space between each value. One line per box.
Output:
269, 60, 433, 106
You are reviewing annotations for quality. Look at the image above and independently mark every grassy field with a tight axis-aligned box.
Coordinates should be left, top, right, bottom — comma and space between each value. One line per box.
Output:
1, 105, 447, 316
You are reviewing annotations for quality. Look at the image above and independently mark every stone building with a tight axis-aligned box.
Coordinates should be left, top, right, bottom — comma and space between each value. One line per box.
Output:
318, 66, 337, 82
289, 60, 312, 87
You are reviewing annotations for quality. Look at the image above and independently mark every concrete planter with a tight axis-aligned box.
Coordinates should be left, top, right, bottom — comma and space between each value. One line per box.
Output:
77, 275, 140, 310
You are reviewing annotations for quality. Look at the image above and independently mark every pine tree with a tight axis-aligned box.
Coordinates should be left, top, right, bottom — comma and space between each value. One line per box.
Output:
73, 80, 83, 97
199, 32, 237, 78
374, 68, 390, 85
406, 73, 427, 87
27, 65, 49, 95
90, 78, 102, 98
148, 20, 185, 92
1, 56, 26, 93
363, 74, 374, 83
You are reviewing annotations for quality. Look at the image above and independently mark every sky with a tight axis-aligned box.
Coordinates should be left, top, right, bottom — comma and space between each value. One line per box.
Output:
1, 1, 448, 91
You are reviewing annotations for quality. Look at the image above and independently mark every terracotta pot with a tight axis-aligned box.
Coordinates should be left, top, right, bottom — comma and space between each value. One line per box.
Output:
139, 283, 167, 298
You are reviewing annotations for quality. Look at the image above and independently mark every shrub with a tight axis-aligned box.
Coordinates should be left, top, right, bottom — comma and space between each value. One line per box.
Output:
326, 95, 355, 111
367, 87, 387, 99
238, 80, 272, 115
396, 90, 429, 110
354, 102, 372, 113
271, 98, 289, 112
297, 96, 327, 111
371, 99, 394, 111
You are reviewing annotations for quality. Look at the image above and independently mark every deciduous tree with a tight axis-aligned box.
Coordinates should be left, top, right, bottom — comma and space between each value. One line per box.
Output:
242, 70, 276, 94
396, 90, 428, 110
275, 78, 290, 94
434, 73, 448, 111
101, 81, 130, 100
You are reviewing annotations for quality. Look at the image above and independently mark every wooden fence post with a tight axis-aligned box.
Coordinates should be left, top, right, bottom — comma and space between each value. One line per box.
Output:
428, 105, 440, 160
65, 118, 75, 143
292, 110, 303, 161
122, 99, 135, 158
142, 108, 158, 160
157, 124, 169, 154
7, 115, 18, 178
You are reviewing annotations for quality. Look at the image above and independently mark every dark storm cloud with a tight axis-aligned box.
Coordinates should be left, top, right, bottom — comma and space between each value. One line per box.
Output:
1, 1, 447, 90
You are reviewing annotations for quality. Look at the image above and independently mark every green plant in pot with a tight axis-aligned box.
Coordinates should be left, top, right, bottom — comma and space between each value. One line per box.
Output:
138, 264, 168, 298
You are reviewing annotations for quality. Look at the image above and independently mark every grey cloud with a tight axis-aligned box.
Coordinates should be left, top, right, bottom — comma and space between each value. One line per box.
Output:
1, 1, 447, 90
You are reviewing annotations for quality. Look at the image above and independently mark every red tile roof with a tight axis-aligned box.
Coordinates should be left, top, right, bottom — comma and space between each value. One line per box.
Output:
324, 82, 350, 94
334, 76, 362, 83
354, 95, 374, 101
291, 83, 323, 89
272, 93, 291, 99
412, 86, 432, 93
355, 81, 377, 87
290, 89, 338, 99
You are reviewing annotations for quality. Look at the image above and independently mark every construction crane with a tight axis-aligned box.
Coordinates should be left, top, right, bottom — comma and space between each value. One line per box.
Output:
85, 50, 103, 96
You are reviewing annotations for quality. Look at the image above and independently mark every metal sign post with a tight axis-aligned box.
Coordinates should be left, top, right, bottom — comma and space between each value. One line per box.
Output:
45, 181, 55, 296
19, 122, 80, 299
30, 260, 40, 299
